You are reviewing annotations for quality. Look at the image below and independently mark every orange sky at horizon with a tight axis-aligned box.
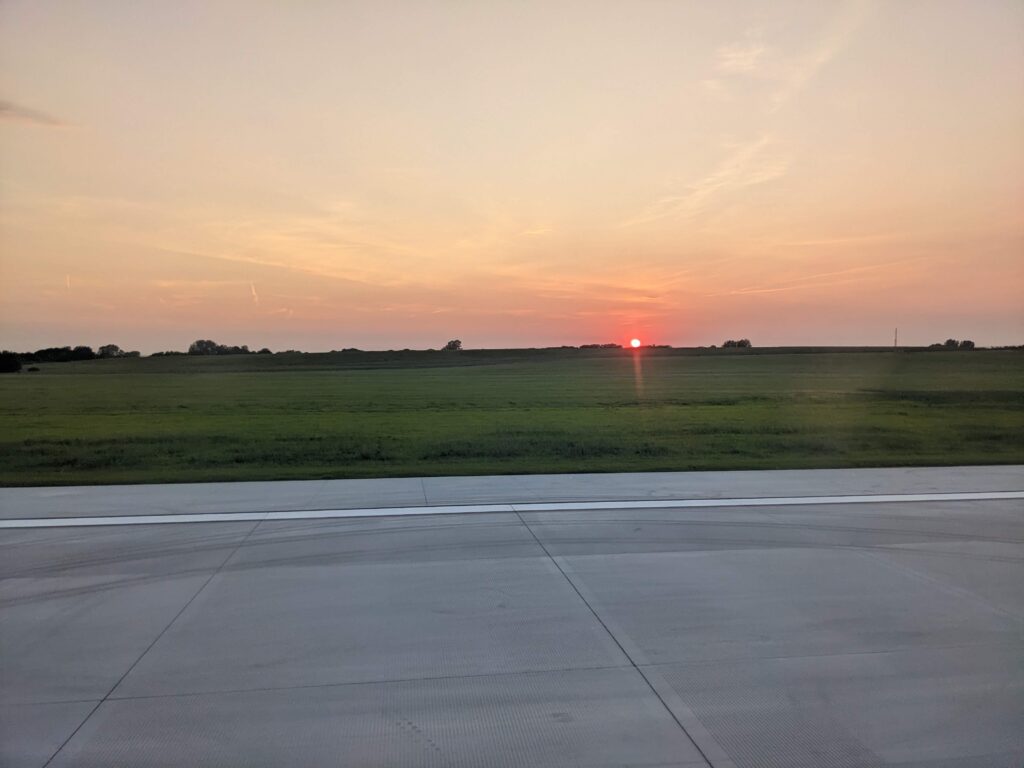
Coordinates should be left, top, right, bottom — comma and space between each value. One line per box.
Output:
1, 0, 1022, 352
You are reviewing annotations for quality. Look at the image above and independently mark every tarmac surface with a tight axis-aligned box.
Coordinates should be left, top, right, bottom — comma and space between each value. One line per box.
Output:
2, 466, 1022, 767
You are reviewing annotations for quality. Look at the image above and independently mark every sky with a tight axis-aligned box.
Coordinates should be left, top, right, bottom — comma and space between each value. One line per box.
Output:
1, 0, 1022, 352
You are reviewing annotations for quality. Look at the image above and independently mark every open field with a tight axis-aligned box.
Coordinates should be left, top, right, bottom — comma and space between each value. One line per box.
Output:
1, 348, 1022, 486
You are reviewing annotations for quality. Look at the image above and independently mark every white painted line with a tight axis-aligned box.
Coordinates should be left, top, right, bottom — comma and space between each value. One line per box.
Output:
0, 491, 1020, 528
0, 512, 272, 528
268, 504, 517, 521
511, 491, 1024, 512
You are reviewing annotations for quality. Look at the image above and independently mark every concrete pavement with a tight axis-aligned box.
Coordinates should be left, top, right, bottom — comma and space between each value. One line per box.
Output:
2, 464, 1022, 519
1, 466, 1022, 766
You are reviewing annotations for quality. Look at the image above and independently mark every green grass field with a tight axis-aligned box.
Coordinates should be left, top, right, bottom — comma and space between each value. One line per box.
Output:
1, 348, 1022, 486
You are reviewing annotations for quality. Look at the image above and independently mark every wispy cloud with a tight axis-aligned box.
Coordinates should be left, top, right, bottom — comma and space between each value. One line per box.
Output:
770, 1, 874, 112
151, 246, 378, 288
716, 42, 767, 74
622, 136, 789, 226
712, 256, 926, 296
709, 1, 875, 113
777, 232, 911, 248
29, 193, 435, 290
0, 99, 68, 127
250, 282, 260, 304
632, 2, 873, 230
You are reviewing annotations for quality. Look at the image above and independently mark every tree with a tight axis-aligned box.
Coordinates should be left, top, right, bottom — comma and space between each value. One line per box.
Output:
21, 346, 97, 363
188, 339, 221, 355
959, 339, 975, 350
188, 340, 253, 355
943, 338, 959, 349
0, 352, 21, 373
98, 344, 124, 358
443, 339, 462, 351
722, 339, 752, 348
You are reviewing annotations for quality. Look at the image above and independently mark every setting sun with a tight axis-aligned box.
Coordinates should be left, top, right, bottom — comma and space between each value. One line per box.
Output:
630, 339, 641, 349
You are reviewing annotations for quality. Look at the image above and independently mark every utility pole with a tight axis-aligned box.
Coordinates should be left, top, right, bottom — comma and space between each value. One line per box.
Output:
894, 328, 898, 349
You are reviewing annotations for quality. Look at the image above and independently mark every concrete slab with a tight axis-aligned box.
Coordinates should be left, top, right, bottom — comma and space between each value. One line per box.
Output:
422, 466, 1024, 505
520, 498, 1024, 557
757, 499, 1024, 546
0, 701, 98, 768
0, 476, 428, 519
228, 512, 541, 569
50, 669, 709, 768
558, 547, 1022, 665
874, 542, 1024, 620
646, 643, 1024, 767
3, 465, 1021, 519
519, 506, 807, 557
0, 522, 256, 705
0, 573, 212, 704
112, 555, 628, 698
0, 522, 256, 579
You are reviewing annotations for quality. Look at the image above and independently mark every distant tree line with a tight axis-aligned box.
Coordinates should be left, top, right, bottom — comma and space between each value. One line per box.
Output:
2, 338, 273, 369
928, 339, 975, 350
10, 336, 1006, 375
8, 344, 141, 364
151, 340, 272, 356
0, 344, 143, 373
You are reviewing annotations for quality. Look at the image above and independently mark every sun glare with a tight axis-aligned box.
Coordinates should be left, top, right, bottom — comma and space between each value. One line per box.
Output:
630, 338, 641, 348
